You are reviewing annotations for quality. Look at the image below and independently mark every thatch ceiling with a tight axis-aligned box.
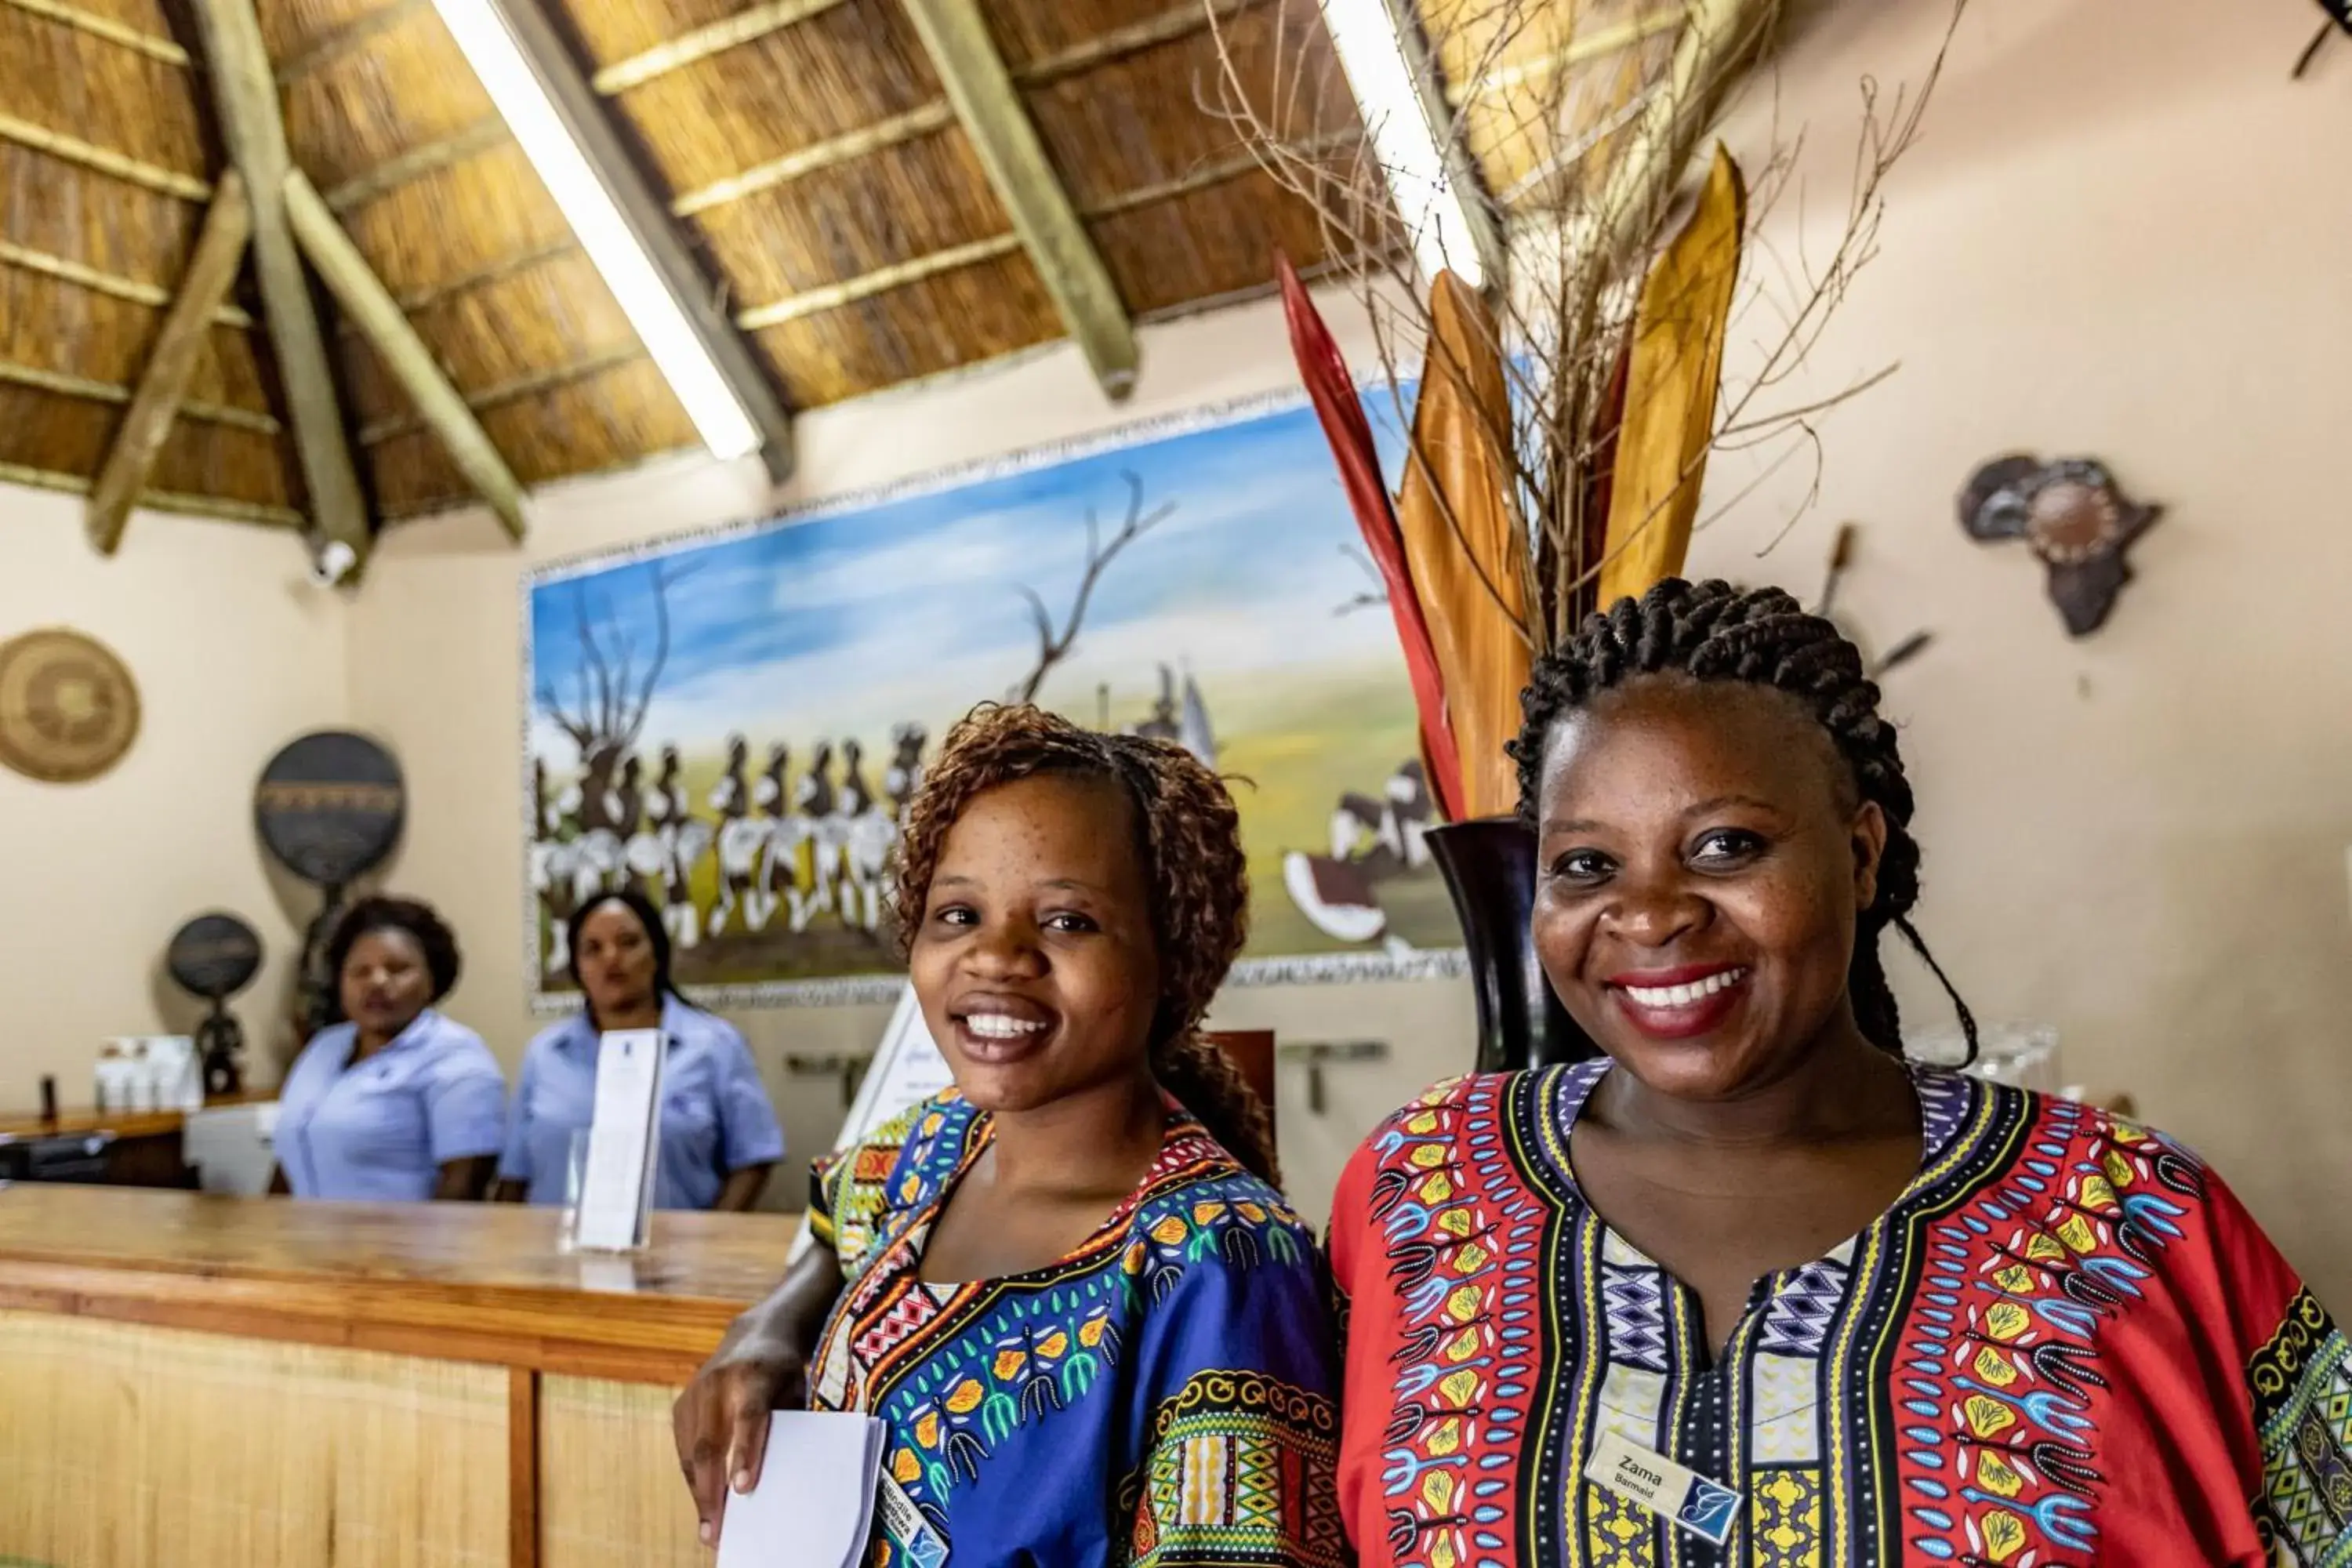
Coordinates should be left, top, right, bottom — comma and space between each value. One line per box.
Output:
0, 0, 1684, 535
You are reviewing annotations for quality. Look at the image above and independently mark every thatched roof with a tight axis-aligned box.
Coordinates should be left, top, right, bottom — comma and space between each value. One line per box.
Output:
0, 0, 1685, 538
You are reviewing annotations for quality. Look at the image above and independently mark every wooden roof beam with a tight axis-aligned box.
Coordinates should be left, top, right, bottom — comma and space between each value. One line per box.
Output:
0, 357, 280, 434
471, 0, 796, 478
0, 239, 255, 328
670, 0, 1260, 222
901, 0, 1137, 398
1444, 10, 1686, 107
0, 113, 209, 201
0, 0, 187, 64
736, 234, 1022, 332
285, 167, 525, 539
321, 117, 510, 212
0, 459, 303, 528
355, 344, 644, 444
1019, 0, 1260, 87
672, 101, 957, 218
276, 0, 431, 82
191, 0, 370, 561
593, 0, 850, 96
731, 136, 1329, 330
88, 171, 256, 554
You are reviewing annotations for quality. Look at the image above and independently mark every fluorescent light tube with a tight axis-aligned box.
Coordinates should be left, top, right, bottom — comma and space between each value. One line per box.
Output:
430, 0, 762, 460
1319, 0, 1486, 289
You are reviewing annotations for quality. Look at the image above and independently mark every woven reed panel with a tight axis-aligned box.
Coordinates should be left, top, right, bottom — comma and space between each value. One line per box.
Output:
0, 1311, 506, 1568
539, 1375, 705, 1568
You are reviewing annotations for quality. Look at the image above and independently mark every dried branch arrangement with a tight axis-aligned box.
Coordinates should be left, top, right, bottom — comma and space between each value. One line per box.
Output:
1207, 0, 1964, 815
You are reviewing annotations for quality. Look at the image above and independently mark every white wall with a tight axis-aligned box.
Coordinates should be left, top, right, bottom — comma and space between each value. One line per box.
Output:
0, 489, 346, 1100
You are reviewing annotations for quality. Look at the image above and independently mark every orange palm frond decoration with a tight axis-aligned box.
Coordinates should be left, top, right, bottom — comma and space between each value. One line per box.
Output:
1277, 254, 1465, 822
1394, 273, 1531, 820
1598, 144, 1749, 609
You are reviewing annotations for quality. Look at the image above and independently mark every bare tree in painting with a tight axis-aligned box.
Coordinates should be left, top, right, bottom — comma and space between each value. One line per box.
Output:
1007, 472, 1176, 705
536, 561, 699, 828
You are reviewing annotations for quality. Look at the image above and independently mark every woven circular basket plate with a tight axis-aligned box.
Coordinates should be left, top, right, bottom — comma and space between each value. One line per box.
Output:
0, 628, 141, 783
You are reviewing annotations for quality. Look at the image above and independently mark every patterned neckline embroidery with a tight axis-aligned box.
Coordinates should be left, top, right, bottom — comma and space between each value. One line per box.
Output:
874, 1090, 1213, 1294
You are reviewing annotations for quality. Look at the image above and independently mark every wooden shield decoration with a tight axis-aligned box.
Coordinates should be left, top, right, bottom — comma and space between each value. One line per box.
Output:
166, 912, 264, 1001
0, 628, 140, 783
254, 731, 405, 887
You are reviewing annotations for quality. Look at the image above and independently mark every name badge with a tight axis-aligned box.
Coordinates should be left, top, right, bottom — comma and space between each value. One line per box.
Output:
1584, 1429, 1741, 1547
875, 1472, 949, 1568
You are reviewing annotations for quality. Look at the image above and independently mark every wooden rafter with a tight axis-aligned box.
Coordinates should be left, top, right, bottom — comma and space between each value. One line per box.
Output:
87, 172, 256, 554
0, 358, 279, 435
385, 240, 576, 316
322, 117, 510, 213
736, 235, 1023, 332
672, 102, 959, 217
191, 0, 371, 559
901, 0, 1137, 397
0, 0, 187, 64
1085, 131, 1356, 219
476, 0, 796, 477
592, 0, 851, 96
0, 113, 209, 201
731, 133, 1326, 332
1, 459, 303, 528
357, 343, 644, 446
1021, 0, 1260, 87
285, 167, 526, 539
0, 239, 255, 328
276, 0, 431, 82
669, 0, 1257, 222
1445, 9, 1685, 107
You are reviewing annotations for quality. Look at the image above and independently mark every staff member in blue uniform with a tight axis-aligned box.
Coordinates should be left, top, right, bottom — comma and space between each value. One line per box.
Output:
494, 889, 783, 1212
270, 896, 506, 1202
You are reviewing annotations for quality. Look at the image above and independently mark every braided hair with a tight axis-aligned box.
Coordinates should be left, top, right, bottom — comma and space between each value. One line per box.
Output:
891, 703, 1281, 1185
1508, 579, 1976, 1061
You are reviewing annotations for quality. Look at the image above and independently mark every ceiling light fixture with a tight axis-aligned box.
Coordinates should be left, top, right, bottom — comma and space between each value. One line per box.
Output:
1318, 0, 1488, 289
428, 0, 762, 461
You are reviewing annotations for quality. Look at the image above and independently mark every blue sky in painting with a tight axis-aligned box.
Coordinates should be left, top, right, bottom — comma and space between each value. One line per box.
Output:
529, 391, 1417, 755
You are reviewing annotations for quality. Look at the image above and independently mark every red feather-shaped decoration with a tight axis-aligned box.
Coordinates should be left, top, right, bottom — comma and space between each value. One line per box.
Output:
1277, 252, 1465, 822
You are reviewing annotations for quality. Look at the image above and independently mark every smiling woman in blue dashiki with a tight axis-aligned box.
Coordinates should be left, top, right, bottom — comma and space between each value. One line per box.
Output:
809, 1088, 1341, 1567
675, 705, 1346, 1568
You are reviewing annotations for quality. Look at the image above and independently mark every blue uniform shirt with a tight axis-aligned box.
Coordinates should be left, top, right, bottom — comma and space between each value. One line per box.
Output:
499, 996, 786, 1211
275, 1010, 508, 1202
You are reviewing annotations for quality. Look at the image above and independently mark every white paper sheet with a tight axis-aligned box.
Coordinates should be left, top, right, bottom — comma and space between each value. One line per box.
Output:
715, 1410, 887, 1568
573, 1029, 663, 1252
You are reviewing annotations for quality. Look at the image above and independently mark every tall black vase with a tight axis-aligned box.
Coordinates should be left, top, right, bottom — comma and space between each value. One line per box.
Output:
1425, 817, 1596, 1073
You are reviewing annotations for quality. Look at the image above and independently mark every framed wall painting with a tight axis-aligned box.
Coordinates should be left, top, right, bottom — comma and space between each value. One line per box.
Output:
521, 386, 1467, 1010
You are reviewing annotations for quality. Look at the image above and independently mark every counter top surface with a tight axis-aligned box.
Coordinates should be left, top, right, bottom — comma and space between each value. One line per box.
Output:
0, 1185, 790, 1381
0, 1090, 275, 1141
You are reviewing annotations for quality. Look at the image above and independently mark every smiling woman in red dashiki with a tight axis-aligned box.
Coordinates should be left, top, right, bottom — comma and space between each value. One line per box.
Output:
1329, 581, 2350, 1567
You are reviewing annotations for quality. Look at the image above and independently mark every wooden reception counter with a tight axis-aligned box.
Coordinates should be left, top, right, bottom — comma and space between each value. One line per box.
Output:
0, 1185, 789, 1568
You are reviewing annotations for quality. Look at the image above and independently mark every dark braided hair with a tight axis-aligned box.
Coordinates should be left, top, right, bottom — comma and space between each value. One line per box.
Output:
892, 703, 1281, 1185
1508, 579, 1976, 1061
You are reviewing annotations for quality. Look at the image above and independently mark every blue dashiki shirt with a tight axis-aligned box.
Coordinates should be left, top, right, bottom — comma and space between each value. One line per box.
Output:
807, 1088, 1349, 1568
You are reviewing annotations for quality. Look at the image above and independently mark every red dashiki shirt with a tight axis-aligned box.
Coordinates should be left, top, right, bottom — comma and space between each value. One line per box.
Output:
1328, 1058, 2350, 1566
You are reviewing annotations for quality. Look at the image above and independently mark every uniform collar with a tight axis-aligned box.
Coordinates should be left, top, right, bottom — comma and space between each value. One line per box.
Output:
563, 993, 686, 1053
